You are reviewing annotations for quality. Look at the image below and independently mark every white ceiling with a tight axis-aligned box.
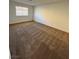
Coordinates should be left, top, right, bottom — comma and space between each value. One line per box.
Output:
10, 0, 68, 6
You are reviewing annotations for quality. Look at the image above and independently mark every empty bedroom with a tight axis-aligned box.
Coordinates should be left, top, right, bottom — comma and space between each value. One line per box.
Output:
9, 0, 69, 59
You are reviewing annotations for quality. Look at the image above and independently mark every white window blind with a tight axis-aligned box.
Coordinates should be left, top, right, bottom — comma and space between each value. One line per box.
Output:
16, 6, 28, 16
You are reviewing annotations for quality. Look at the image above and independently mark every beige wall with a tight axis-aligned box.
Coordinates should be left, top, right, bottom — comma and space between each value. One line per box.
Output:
9, 1, 34, 24
34, 1, 69, 32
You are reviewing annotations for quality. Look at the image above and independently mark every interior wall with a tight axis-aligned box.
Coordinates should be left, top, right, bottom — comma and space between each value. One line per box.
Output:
34, 1, 69, 32
9, 1, 34, 24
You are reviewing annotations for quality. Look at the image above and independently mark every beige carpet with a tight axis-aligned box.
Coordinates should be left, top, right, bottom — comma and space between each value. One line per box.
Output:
9, 21, 69, 59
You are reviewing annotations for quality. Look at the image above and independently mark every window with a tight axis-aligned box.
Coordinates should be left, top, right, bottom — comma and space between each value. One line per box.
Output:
16, 6, 28, 16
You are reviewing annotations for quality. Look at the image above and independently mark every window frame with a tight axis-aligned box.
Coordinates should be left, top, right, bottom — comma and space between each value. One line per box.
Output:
15, 6, 29, 16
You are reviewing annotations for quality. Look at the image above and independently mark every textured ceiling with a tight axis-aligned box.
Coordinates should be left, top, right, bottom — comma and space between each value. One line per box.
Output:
10, 0, 68, 5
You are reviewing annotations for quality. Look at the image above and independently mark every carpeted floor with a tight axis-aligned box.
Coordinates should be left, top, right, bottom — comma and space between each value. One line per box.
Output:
9, 21, 69, 59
